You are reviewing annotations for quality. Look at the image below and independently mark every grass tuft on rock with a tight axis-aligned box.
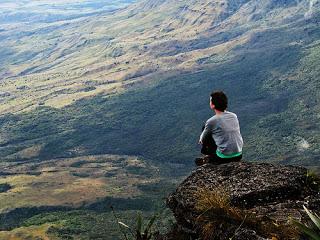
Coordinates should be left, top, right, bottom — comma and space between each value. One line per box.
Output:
194, 187, 299, 240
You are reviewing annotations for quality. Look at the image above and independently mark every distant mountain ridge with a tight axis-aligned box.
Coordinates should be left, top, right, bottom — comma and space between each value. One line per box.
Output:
0, 0, 318, 113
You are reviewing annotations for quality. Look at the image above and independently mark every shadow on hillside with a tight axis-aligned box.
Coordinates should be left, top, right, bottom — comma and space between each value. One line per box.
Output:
0, 39, 313, 169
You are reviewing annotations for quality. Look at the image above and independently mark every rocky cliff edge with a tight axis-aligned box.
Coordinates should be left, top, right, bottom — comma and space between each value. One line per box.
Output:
164, 161, 320, 240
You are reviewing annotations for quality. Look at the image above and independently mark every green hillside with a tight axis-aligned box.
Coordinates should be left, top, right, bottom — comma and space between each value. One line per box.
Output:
1, 18, 319, 167
0, 0, 319, 239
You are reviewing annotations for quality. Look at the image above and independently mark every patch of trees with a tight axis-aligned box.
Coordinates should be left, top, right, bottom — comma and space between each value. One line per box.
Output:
0, 183, 11, 193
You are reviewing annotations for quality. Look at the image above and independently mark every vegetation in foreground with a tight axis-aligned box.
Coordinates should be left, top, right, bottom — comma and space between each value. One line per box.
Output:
195, 188, 299, 240
294, 206, 320, 240
112, 206, 162, 240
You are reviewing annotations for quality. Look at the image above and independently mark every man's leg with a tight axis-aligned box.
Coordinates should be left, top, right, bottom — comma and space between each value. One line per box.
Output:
196, 124, 219, 166
201, 125, 217, 155
196, 128, 217, 166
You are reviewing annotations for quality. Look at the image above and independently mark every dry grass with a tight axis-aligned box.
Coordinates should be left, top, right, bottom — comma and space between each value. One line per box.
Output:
194, 187, 243, 240
194, 187, 299, 240
0, 223, 55, 240
0, 154, 160, 213
6, 144, 43, 160
0, 0, 256, 115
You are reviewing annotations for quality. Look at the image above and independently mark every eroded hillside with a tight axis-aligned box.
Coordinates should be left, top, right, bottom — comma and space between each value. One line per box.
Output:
0, 0, 318, 113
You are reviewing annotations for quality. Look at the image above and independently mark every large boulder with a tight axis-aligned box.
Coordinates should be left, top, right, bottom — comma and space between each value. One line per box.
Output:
165, 161, 320, 240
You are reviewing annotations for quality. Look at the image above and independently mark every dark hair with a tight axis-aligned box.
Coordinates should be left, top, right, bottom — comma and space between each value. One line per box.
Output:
210, 91, 228, 111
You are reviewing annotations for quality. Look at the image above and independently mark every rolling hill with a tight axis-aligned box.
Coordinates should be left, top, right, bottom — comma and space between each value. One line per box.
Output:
0, 0, 320, 239
1, 0, 319, 166
1, 0, 318, 113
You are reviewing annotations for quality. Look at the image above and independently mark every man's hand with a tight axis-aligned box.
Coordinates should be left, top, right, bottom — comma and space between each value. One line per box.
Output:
198, 139, 203, 145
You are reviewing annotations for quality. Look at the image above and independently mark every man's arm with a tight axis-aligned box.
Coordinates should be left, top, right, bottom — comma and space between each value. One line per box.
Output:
199, 120, 212, 144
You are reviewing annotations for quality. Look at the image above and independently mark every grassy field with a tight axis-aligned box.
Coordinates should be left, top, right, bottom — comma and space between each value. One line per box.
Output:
0, 154, 160, 213
0, 208, 175, 240
0, 224, 54, 240
0, 154, 177, 239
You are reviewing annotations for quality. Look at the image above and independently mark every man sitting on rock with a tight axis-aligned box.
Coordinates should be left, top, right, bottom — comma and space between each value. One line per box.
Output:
196, 91, 243, 166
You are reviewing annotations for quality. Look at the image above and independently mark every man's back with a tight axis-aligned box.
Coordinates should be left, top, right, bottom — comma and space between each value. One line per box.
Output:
201, 111, 243, 155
